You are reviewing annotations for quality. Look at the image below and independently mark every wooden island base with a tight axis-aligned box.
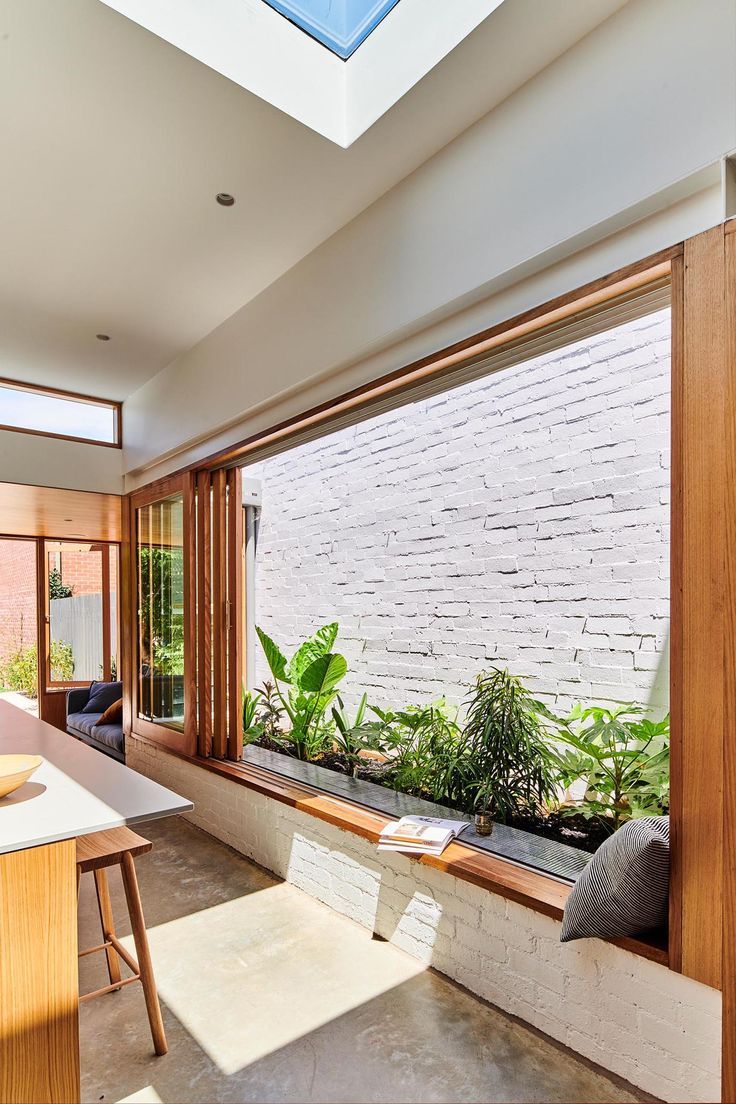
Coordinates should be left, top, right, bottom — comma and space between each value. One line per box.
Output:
0, 839, 80, 1104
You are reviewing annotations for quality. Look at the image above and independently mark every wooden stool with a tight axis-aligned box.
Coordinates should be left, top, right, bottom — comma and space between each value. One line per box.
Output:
76, 827, 167, 1056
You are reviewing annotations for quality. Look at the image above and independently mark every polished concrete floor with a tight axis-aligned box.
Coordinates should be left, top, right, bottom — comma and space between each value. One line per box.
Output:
78, 817, 647, 1104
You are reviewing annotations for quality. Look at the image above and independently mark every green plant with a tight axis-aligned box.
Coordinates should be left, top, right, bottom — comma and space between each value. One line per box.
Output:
0, 640, 74, 697
1, 645, 38, 697
259, 681, 286, 740
472, 778, 497, 816
458, 668, 555, 823
139, 546, 184, 676
255, 622, 348, 760
99, 657, 118, 681
376, 700, 465, 804
50, 640, 74, 683
538, 702, 670, 832
48, 567, 73, 600
331, 693, 386, 776
242, 688, 264, 744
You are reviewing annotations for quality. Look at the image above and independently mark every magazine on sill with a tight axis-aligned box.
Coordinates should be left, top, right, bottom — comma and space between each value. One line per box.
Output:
377, 815, 469, 857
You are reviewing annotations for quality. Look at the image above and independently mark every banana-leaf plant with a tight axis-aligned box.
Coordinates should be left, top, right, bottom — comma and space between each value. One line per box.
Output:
537, 701, 670, 832
255, 623, 348, 760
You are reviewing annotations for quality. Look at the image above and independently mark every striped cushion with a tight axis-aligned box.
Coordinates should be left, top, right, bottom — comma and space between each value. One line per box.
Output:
560, 816, 669, 942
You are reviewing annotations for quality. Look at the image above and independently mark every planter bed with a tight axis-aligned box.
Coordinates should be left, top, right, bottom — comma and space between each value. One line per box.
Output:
242, 744, 591, 882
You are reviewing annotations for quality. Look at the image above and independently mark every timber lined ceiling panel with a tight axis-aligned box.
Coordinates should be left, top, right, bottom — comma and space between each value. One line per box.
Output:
0, 482, 122, 543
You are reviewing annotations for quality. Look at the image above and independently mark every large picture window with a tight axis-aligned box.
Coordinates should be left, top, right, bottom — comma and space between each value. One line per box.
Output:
236, 286, 672, 882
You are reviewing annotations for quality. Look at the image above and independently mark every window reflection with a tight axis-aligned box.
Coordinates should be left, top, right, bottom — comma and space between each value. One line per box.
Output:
137, 494, 185, 730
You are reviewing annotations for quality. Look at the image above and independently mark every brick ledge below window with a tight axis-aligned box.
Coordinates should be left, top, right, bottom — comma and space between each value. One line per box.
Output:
132, 732, 669, 968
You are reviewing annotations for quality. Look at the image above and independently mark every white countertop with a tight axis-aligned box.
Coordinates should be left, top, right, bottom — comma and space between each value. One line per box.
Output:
0, 700, 193, 855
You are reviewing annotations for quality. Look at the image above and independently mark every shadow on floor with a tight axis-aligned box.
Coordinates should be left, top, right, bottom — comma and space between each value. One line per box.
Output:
78, 817, 647, 1104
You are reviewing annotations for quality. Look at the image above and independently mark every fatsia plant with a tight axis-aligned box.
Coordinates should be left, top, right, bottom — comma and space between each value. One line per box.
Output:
374, 700, 465, 805
458, 668, 556, 823
255, 623, 348, 760
537, 701, 670, 832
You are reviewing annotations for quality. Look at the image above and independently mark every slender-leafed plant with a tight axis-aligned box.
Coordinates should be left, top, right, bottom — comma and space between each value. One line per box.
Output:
242, 688, 263, 744
458, 668, 555, 822
331, 693, 386, 776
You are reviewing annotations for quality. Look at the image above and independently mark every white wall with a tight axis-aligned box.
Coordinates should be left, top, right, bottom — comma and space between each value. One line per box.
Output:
128, 735, 722, 1104
122, 0, 735, 485
0, 428, 124, 494
249, 310, 671, 714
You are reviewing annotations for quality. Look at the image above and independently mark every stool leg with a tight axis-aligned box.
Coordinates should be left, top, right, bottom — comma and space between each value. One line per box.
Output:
120, 851, 168, 1056
93, 869, 122, 990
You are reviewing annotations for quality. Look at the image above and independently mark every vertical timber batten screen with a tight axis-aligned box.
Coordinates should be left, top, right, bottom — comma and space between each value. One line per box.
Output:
193, 468, 244, 762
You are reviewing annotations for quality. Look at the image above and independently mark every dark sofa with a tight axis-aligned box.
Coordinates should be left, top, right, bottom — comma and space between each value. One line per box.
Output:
66, 680, 124, 762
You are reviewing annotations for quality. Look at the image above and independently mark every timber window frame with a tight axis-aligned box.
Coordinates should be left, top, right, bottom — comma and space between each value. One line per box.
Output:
124, 229, 736, 1008
0, 377, 122, 448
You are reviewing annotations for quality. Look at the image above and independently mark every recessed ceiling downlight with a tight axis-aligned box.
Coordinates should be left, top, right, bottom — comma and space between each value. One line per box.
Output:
216, 193, 235, 207
96, 333, 110, 341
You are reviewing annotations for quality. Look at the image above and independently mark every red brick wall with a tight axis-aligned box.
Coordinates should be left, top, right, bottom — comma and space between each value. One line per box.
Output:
0, 540, 37, 667
54, 550, 102, 597
0, 544, 110, 670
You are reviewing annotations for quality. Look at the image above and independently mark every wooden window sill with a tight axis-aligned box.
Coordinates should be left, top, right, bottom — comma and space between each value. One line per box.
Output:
134, 733, 668, 968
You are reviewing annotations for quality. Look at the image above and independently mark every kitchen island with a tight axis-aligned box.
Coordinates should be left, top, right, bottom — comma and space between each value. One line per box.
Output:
0, 700, 192, 1104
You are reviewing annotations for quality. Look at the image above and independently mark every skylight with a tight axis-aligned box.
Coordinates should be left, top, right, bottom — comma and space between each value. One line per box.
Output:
262, 0, 400, 58
100, 0, 504, 146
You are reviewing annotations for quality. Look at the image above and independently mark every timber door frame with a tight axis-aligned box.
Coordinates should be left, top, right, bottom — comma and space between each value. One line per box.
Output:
128, 473, 197, 756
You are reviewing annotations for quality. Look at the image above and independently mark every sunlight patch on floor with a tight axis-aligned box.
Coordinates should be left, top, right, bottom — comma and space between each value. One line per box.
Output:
117, 1088, 164, 1104
121, 881, 424, 1076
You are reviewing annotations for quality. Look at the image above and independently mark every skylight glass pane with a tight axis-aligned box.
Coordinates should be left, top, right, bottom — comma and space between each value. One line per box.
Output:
0, 382, 118, 444
263, 0, 400, 58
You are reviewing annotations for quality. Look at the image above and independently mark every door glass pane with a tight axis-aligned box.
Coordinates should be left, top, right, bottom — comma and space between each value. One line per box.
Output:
0, 538, 39, 715
109, 551, 119, 682
137, 494, 185, 730
46, 543, 115, 684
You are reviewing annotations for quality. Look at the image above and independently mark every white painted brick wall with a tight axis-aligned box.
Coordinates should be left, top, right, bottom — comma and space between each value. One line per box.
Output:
128, 736, 720, 1103
245, 309, 671, 714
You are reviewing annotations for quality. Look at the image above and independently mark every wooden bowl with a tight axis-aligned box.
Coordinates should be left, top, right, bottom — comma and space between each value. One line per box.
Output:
0, 754, 43, 799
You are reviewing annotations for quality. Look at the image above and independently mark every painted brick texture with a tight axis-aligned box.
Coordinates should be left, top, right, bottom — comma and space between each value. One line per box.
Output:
128, 736, 720, 1103
246, 309, 671, 714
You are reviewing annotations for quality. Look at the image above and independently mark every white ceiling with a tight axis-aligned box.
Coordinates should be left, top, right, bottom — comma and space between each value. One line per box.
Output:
0, 0, 628, 404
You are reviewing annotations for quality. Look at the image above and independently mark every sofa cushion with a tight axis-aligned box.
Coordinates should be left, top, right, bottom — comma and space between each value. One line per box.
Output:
88, 722, 125, 754
560, 816, 669, 942
96, 697, 123, 726
67, 711, 103, 738
67, 711, 123, 755
81, 680, 123, 714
